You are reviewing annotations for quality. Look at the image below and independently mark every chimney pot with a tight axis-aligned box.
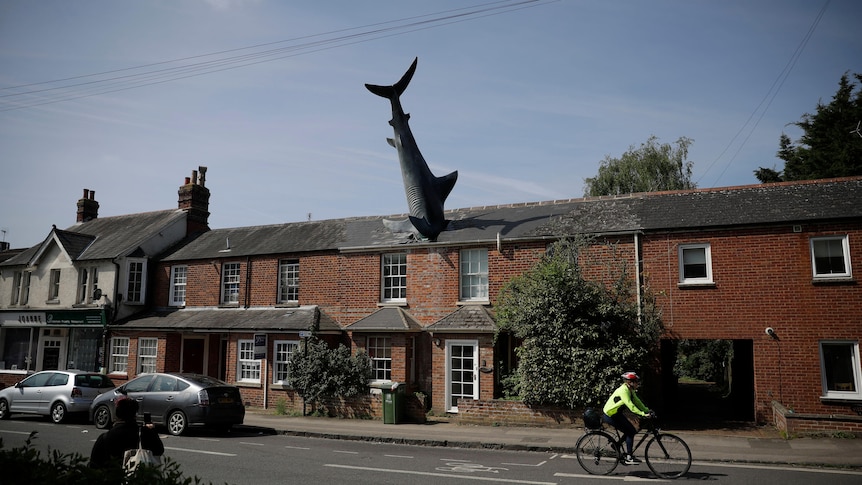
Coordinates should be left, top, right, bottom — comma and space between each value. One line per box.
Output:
192, 170, 198, 185
83, 188, 89, 198
89, 190, 95, 200
185, 177, 191, 185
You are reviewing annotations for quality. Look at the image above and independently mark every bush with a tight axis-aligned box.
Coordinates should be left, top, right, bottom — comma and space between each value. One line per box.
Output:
288, 337, 372, 412
0, 432, 209, 485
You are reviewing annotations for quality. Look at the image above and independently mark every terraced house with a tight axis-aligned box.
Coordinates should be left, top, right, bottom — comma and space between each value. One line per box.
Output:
2, 175, 860, 434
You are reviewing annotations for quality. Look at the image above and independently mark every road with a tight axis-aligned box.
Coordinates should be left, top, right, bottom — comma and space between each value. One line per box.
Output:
2, 416, 861, 484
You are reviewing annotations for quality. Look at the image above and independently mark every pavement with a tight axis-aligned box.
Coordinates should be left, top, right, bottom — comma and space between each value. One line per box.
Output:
240, 410, 862, 470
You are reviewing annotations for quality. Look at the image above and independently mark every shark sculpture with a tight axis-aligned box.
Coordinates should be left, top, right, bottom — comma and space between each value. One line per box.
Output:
366, 57, 458, 240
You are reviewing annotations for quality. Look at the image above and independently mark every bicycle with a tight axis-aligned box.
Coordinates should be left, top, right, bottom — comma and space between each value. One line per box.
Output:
575, 416, 692, 479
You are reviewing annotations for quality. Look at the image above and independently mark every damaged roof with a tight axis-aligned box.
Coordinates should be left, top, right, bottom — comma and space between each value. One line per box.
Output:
159, 177, 862, 260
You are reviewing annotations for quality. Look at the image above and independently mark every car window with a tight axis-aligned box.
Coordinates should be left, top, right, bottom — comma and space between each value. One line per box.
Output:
47, 373, 69, 386
177, 380, 190, 391
152, 375, 178, 392
20, 372, 53, 387
186, 375, 229, 387
75, 374, 115, 388
123, 374, 155, 393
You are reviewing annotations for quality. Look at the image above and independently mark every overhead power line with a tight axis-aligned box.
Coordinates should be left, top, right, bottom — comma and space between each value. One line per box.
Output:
0, 0, 552, 113
697, 0, 830, 186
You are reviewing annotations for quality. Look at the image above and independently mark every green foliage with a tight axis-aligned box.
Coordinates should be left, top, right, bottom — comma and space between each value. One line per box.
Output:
584, 135, 695, 196
495, 237, 663, 409
673, 339, 733, 384
287, 337, 372, 410
0, 432, 206, 485
756, 71, 862, 183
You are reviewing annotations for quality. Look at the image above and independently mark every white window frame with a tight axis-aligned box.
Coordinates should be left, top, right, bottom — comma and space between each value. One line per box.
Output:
277, 260, 299, 304
381, 253, 407, 303
221, 262, 241, 305
78, 267, 98, 304
367, 336, 392, 382
138, 337, 158, 374
109, 337, 130, 375
48, 269, 61, 301
810, 235, 852, 279
125, 259, 147, 305
169, 266, 188, 307
237, 339, 261, 383
273, 340, 299, 385
819, 341, 862, 400
11, 271, 23, 305
19, 271, 31, 306
679, 243, 713, 285
460, 248, 489, 301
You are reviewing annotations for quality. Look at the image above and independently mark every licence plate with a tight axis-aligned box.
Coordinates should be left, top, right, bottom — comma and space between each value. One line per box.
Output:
218, 397, 234, 404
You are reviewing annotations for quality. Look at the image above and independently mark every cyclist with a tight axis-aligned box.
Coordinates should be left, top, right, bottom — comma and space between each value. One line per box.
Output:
602, 371, 654, 465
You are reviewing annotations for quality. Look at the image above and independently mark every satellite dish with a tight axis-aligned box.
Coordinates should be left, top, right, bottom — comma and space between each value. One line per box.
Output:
93, 288, 103, 300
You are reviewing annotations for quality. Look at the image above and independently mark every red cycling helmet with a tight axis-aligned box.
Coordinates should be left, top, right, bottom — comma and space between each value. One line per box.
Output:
622, 371, 640, 382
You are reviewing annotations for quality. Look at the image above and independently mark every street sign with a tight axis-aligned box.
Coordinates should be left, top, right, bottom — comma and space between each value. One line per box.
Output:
299, 331, 312, 338
254, 333, 267, 359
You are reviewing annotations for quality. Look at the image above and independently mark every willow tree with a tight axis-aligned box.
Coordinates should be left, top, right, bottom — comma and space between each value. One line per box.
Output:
585, 135, 695, 196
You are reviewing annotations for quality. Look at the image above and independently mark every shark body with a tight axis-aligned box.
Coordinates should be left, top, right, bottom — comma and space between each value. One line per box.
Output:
365, 57, 458, 240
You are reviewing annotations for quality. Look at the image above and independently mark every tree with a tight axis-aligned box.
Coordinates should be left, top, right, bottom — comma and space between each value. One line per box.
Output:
584, 135, 695, 196
495, 237, 663, 409
756, 72, 862, 183
288, 338, 371, 412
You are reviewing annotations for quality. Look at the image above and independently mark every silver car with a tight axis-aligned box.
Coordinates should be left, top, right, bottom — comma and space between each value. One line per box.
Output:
90, 372, 245, 436
0, 370, 115, 424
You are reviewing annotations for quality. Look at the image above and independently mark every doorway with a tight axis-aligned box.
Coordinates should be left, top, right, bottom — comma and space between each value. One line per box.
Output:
445, 339, 478, 413
182, 338, 205, 374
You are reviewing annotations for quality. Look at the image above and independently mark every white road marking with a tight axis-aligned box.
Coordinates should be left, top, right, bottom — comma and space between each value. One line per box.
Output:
692, 461, 862, 475
384, 454, 414, 458
163, 446, 236, 457
333, 450, 358, 454
285, 445, 310, 450
240, 441, 264, 446
0, 430, 34, 435
554, 472, 667, 482
502, 459, 548, 467
325, 464, 557, 484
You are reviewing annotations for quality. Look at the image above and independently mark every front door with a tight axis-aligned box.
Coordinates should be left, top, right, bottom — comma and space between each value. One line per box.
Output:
39, 337, 64, 371
182, 338, 205, 374
445, 340, 479, 413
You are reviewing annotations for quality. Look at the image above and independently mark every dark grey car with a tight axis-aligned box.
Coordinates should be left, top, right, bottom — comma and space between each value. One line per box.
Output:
0, 370, 115, 424
90, 372, 245, 436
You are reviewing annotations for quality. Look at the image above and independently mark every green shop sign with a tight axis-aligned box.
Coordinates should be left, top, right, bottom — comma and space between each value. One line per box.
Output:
46, 310, 104, 326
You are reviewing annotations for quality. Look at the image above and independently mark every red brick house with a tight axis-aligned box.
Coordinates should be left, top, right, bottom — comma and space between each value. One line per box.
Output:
101, 176, 860, 432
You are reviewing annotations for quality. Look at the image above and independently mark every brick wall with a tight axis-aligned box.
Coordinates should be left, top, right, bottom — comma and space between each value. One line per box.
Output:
456, 399, 582, 427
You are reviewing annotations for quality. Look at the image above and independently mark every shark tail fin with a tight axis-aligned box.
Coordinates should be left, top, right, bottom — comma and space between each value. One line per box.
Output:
436, 170, 459, 203
365, 57, 418, 99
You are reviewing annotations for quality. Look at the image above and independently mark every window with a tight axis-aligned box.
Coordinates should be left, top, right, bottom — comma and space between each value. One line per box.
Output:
221, 262, 241, 305
78, 267, 98, 304
109, 337, 129, 374
19, 272, 31, 306
278, 260, 299, 304
125, 259, 146, 304
48, 269, 61, 301
273, 340, 299, 385
381, 253, 407, 302
679, 244, 713, 284
11, 271, 22, 305
367, 336, 392, 381
460, 248, 488, 301
2, 328, 36, 370
820, 341, 861, 400
237, 339, 260, 382
811, 236, 851, 279
169, 266, 187, 307
138, 338, 158, 374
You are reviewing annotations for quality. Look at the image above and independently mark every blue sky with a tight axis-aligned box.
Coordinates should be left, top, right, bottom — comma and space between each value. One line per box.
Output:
1, 0, 860, 248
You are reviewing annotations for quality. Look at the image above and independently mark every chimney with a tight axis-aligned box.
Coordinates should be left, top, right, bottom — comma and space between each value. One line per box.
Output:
76, 188, 99, 222
178, 166, 210, 234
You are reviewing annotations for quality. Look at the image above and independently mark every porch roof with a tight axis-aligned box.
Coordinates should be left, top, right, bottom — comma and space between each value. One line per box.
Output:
116, 306, 341, 333
425, 305, 496, 334
346, 307, 422, 332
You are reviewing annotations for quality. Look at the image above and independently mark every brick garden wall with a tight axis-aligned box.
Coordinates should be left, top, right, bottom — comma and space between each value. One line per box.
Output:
456, 399, 583, 427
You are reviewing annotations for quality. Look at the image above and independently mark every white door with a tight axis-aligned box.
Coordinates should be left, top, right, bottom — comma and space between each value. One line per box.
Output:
37, 330, 66, 371
445, 340, 479, 412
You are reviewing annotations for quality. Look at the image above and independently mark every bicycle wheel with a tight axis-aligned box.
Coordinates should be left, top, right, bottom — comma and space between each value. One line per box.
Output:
575, 431, 620, 475
645, 432, 691, 479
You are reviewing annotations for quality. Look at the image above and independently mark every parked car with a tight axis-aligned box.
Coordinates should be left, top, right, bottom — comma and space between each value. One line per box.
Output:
0, 370, 115, 424
90, 372, 245, 436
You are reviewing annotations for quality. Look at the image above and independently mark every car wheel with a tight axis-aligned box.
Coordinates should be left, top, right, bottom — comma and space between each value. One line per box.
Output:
0, 399, 9, 420
51, 402, 67, 424
93, 405, 112, 429
167, 410, 187, 436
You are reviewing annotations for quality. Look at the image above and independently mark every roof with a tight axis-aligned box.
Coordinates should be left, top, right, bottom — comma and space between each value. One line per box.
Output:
159, 177, 862, 260
116, 306, 341, 333
425, 305, 496, 333
1, 209, 188, 267
346, 307, 423, 332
